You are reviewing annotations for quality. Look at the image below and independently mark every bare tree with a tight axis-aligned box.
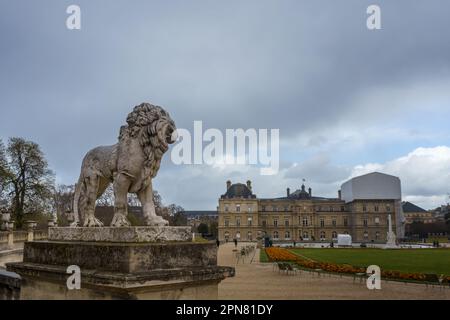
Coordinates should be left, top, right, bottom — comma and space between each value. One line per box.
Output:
0, 139, 9, 209
96, 185, 114, 206
53, 184, 74, 217
1, 137, 55, 228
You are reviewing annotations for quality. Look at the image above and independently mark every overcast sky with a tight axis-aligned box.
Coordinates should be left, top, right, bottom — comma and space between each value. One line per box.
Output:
1, 0, 450, 210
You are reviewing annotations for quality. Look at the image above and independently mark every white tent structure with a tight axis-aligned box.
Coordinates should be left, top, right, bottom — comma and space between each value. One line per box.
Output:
340, 172, 405, 238
337, 234, 352, 247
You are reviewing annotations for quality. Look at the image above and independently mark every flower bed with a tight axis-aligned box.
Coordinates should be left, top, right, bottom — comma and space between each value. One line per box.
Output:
264, 247, 450, 285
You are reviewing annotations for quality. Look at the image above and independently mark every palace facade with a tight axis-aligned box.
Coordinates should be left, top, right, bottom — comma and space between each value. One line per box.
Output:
218, 172, 404, 243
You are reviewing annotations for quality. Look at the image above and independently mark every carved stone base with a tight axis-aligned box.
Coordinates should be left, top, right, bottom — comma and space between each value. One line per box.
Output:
6, 236, 235, 300
48, 226, 192, 242
19, 240, 217, 273
7, 262, 232, 300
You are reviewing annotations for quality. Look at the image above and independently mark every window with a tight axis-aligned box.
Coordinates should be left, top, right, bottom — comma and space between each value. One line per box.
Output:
330, 206, 334, 212
332, 218, 337, 227
320, 231, 326, 241
247, 231, 253, 241
302, 216, 308, 227
236, 218, 241, 227
225, 220, 229, 227
302, 231, 309, 239
320, 218, 325, 227
386, 205, 391, 212
285, 231, 290, 240
284, 205, 289, 212
247, 217, 252, 226
375, 217, 380, 225
341, 206, 345, 212
262, 220, 266, 227
272, 206, 277, 212
363, 231, 369, 239
285, 220, 289, 227
236, 204, 240, 212
332, 231, 337, 239
374, 205, 379, 212
224, 205, 229, 212
363, 218, 368, 227
375, 231, 380, 240
363, 205, 367, 212
343, 217, 348, 227
274, 220, 278, 227
262, 205, 266, 212
273, 231, 279, 239
248, 206, 252, 213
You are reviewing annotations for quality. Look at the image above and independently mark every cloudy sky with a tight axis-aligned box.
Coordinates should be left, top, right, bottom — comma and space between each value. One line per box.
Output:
1, 0, 450, 210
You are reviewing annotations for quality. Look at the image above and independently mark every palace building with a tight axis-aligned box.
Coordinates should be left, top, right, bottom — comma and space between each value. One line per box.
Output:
218, 172, 405, 243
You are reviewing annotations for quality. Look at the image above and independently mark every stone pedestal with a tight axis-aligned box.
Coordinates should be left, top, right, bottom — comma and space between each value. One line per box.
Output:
7, 227, 234, 300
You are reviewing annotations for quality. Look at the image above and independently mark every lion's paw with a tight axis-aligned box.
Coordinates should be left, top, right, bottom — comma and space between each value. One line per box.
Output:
111, 214, 131, 227
83, 216, 104, 227
145, 215, 169, 226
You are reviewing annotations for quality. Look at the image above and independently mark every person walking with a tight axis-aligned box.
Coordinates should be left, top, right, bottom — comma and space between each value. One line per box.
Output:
216, 239, 220, 247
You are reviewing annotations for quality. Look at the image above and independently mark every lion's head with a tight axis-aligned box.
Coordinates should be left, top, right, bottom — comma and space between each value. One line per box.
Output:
120, 102, 177, 178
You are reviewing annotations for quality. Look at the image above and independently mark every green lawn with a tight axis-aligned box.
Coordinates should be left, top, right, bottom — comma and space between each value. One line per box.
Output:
260, 248, 269, 262
289, 248, 450, 276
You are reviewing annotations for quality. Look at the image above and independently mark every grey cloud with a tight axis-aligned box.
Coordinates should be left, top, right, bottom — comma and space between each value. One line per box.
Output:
283, 153, 351, 184
1, 0, 450, 209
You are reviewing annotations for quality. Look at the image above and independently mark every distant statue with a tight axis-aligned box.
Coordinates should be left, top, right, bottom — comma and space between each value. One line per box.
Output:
385, 214, 398, 248
71, 103, 177, 227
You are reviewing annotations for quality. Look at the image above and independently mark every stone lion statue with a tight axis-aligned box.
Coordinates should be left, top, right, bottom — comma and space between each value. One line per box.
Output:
71, 103, 177, 227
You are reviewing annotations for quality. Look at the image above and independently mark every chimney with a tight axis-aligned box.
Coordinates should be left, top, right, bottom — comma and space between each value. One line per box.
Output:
226, 180, 231, 190
246, 180, 252, 191
338, 190, 341, 200
308, 188, 312, 196
287, 188, 290, 197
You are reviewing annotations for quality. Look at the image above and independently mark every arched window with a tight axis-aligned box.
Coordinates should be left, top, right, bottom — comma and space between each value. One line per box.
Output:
302, 231, 309, 239
285, 231, 290, 240
332, 231, 337, 239
320, 231, 326, 240
273, 231, 279, 239
247, 231, 253, 241
363, 231, 369, 239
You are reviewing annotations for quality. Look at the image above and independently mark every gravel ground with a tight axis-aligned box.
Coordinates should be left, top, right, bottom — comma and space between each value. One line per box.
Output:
217, 242, 450, 300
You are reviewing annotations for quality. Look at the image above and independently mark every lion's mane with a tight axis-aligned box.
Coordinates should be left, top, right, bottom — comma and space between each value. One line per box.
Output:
118, 103, 174, 182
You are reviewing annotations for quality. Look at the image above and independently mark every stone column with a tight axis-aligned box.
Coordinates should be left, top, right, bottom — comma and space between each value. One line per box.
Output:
48, 219, 57, 228
25, 221, 37, 242
1, 213, 11, 231
6, 221, 14, 248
